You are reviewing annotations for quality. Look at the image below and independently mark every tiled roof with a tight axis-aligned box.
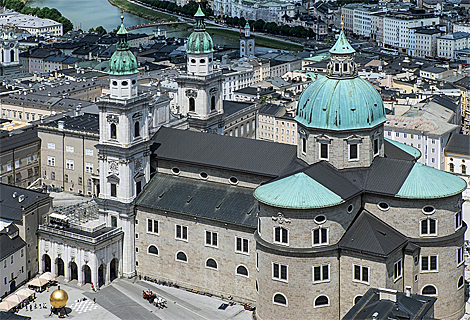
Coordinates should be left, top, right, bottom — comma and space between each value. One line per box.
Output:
445, 133, 470, 156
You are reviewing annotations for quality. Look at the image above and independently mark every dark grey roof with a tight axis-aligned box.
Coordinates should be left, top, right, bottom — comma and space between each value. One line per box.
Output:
445, 133, 470, 155
135, 173, 257, 228
222, 101, 254, 117
259, 103, 284, 116
431, 95, 458, 112
302, 162, 362, 200
0, 128, 39, 153
343, 288, 437, 320
339, 210, 407, 256
151, 127, 300, 177
233, 87, 276, 96
365, 157, 414, 196
0, 184, 50, 221
0, 311, 31, 319
41, 113, 99, 133
0, 224, 26, 261
383, 138, 416, 161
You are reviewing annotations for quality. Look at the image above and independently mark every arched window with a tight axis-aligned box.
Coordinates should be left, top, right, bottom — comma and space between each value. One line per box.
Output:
176, 251, 187, 262
206, 258, 217, 269
148, 245, 158, 255
10, 49, 14, 62
110, 123, 117, 139
236, 265, 248, 277
273, 293, 287, 306
462, 165, 466, 174
211, 96, 216, 111
134, 121, 140, 138
189, 98, 195, 112
314, 295, 329, 307
449, 163, 454, 172
422, 285, 437, 295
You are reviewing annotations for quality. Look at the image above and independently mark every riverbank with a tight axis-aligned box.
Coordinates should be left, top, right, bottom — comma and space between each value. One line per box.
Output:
207, 28, 303, 52
108, 0, 177, 22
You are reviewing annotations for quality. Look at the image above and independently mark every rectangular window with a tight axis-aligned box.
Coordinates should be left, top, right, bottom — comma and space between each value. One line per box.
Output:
353, 264, 369, 283
47, 156, 55, 167
66, 160, 74, 170
302, 137, 307, 154
176, 225, 188, 241
273, 262, 288, 281
421, 255, 438, 272
349, 143, 358, 160
455, 211, 462, 230
10, 255, 13, 264
205, 231, 218, 247
78, 177, 82, 185
147, 218, 159, 234
27, 156, 32, 164
110, 183, 117, 197
373, 138, 379, 155
274, 227, 289, 245
313, 264, 330, 283
420, 218, 437, 236
20, 249, 24, 257
85, 163, 93, 173
47, 143, 55, 149
111, 216, 117, 228
3, 260, 6, 268
320, 143, 328, 159
394, 260, 402, 281
85, 149, 93, 156
64, 174, 69, 183
313, 227, 328, 245
66, 146, 74, 153
7, 162, 12, 171
236, 237, 249, 254
51, 172, 55, 180
457, 246, 464, 266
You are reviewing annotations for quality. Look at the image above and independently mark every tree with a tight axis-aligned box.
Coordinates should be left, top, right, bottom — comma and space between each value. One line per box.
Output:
253, 19, 265, 31
95, 26, 107, 34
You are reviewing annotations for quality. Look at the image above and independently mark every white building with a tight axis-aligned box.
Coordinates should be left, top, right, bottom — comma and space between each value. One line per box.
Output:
230, 0, 295, 24
411, 27, 443, 58
437, 32, 470, 59
353, 6, 386, 38
221, 64, 254, 101
0, 222, 27, 298
0, 10, 63, 36
383, 13, 439, 54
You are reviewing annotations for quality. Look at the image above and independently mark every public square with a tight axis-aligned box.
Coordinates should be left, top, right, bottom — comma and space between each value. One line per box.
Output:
15, 277, 252, 320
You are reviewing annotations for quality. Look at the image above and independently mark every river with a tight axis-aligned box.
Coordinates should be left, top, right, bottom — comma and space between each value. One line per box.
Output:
27, 0, 238, 46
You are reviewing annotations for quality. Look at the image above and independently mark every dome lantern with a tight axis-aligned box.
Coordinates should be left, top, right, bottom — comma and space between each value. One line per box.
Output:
327, 19, 357, 79
109, 13, 138, 76
186, 5, 214, 54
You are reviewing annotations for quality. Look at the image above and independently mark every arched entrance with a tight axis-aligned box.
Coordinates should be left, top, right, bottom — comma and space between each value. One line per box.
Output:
83, 265, 92, 284
9, 280, 15, 293
110, 258, 118, 281
98, 264, 105, 287
70, 262, 78, 281
43, 254, 51, 272
56, 258, 64, 276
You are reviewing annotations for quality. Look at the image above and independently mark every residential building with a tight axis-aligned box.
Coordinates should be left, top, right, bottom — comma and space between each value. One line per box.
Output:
221, 64, 254, 101
257, 103, 297, 145
0, 183, 52, 280
223, 100, 258, 138
437, 32, 470, 59
444, 133, 470, 188
230, 0, 295, 24
0, 127, 40, 188
419, 66, 454, 80
37, 113, 100, 196
412, 27, 443, 58
0, 223, 27, 298
0, 10, 63, 36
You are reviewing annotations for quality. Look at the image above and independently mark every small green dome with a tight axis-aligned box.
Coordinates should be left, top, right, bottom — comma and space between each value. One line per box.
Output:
396, 163, 467, 199
109, 17, 138, 76
295, 73, 386, 130
109, 49, 138, 75
186, 31, 214, 54
254, 172, 344, 209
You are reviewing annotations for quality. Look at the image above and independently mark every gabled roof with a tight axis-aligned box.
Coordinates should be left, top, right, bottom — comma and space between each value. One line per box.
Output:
135, 173, 257, 228
445, 133, 470, 156
0, 224, 26, 261
151, 127, 303, 177
339, 210, 407, 256
0, 184, 50, 221
365, 157, 415, 196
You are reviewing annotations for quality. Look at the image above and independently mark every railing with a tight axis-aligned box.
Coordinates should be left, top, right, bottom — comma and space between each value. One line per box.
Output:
178, 70, 222, 81
38, 225, 122, 244
99, 94, 148, 106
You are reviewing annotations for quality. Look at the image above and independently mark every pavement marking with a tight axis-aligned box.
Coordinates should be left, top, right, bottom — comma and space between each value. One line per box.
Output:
70, 299, 100, 314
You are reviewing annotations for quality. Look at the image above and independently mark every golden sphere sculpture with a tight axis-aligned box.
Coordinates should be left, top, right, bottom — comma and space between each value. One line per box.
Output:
50, 287, 68, 309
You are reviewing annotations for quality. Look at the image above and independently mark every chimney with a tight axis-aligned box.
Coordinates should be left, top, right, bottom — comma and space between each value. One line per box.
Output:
75, 104, 81, 116
405, 286, 411, 297
58, 120, 64, 130
257, 85, 261, 99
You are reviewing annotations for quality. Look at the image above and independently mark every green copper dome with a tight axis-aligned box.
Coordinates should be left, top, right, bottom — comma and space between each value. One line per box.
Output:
186, 5, 214, 54
109, 15, 138, 76
396, 163, 467, 199
295, 73, 386, 130
254, 172, 344, 209
295, 31, 386, 131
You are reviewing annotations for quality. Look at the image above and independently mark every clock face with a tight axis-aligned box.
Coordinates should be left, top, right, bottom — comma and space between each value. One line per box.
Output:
9, 43, 14, 48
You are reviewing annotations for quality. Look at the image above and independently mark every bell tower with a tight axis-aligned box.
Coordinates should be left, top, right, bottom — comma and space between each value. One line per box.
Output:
96, 13, 151, 278
0, 30, 20, 75
240, 21, 255, 58
176, 5, 224, 133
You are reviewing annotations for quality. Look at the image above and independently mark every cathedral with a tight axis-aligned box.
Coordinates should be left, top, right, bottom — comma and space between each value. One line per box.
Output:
42, 11, 466, 320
